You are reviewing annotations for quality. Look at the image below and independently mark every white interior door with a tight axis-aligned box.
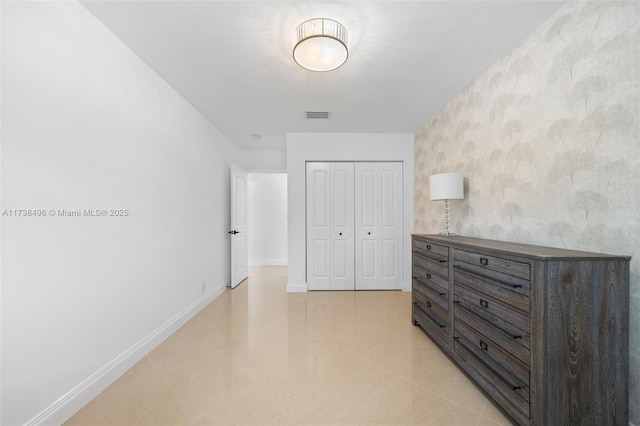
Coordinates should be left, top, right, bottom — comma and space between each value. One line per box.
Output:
230, 164, 248, 288
355, 162, 403, 290
306, 162, 355, 290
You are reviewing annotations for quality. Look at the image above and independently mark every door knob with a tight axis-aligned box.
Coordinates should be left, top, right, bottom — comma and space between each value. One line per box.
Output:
228, 230, 239, 235
368, 232, 371, 235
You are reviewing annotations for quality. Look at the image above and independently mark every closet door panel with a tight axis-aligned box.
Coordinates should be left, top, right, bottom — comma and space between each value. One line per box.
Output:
332, 168, 348, 227
312, 171, 328, 227
312, 240, 329, 278
355, 162, 403, 290
360, 170, 376, 227
381, 170, 397, 227
333, 239, 347, 277
306, 163, 332, 290
382, 239, 397, 277
362, 239, 376, 278
330, 163, 355, 290
379, 164, 403, 284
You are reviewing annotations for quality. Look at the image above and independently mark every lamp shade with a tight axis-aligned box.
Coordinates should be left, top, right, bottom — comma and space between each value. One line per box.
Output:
430, 172, 464, 200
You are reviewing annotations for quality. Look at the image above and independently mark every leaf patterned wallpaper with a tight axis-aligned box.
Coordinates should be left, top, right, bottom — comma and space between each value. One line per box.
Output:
413, 1, 640, 422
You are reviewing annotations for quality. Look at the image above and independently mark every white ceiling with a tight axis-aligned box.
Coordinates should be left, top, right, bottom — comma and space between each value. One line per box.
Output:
81, 1, 565, 151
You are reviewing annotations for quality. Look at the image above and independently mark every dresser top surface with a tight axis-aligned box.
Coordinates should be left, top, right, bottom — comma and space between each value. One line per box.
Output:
413, 234, 631, 261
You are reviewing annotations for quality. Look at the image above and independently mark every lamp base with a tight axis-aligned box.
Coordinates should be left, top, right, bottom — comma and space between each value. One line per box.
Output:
440, 199, 456, 237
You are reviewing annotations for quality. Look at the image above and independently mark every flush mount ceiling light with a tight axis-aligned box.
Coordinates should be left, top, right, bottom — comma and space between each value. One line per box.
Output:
293, 18, 348, 72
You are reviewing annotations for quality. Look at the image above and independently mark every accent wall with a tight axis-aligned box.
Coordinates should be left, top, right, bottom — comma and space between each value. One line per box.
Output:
414, 1, 639, 422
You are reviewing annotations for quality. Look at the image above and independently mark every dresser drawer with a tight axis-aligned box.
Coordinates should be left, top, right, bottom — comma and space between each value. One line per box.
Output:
414, 239, 449, 259
414, 284, 449, 318
413, 278, 448, 309
454, 266, 530, 312
454, 249, 530, 280
413, 301, 449, 349
412, 267, 448, 296
454, 284, 530, 347
455, 318, 529, 386
455, 304, 529, 367
414, 252, 448, 277
454, 334, 530, 422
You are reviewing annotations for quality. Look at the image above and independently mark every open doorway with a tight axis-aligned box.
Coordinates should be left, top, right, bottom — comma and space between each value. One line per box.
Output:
247, 173, 287, 266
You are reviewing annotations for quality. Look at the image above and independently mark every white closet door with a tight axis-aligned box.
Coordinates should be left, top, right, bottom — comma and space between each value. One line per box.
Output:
355, 162, 403, 290
306, 163, 355, 290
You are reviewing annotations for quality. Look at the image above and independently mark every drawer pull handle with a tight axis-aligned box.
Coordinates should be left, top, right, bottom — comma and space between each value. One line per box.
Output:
439, 292, 446, 296
479, 340, 488, 351
511, 284, 522, 289
426, 301, 432, 308
513, 335, 523, 340
453, 300, 460, 304
426, 245, 431, 250
479, 299, 489, 309
426, 273, 432, 279
512, 386, 522, 391
479, 257, 489, 266
453, 336, 460, 341
440, 324, 446, 329
438, 259, 447, 263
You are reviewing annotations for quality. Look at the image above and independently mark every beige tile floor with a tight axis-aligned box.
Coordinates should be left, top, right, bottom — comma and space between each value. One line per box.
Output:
65, 266, 514, 426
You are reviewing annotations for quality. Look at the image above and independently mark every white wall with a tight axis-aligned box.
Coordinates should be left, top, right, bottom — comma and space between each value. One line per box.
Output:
242, 149, 286, 172
286, 133, 414, 293
1, 2, 241, 424
248, 173, 287, 265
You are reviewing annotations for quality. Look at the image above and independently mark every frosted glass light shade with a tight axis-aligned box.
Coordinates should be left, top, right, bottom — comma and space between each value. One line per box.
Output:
430, 172, 464, 200
293, 18, 348, 72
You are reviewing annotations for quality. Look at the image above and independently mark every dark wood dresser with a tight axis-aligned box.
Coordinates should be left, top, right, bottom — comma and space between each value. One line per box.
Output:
411, 234, 630, 425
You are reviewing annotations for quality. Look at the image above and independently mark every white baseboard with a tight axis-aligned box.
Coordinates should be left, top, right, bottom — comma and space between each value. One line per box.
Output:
248, 259, 287, 266
286, 281, 308, 292
25, 279, 229, 426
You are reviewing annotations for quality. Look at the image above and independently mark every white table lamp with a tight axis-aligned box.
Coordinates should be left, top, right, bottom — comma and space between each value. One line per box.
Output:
430, 172, 464, 236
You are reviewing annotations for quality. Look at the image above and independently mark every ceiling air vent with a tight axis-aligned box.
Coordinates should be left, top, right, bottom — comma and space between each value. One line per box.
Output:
305, 111, 331, 119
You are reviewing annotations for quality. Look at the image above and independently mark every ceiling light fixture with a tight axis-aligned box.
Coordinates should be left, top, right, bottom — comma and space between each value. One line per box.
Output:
293, 18, 348, 72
